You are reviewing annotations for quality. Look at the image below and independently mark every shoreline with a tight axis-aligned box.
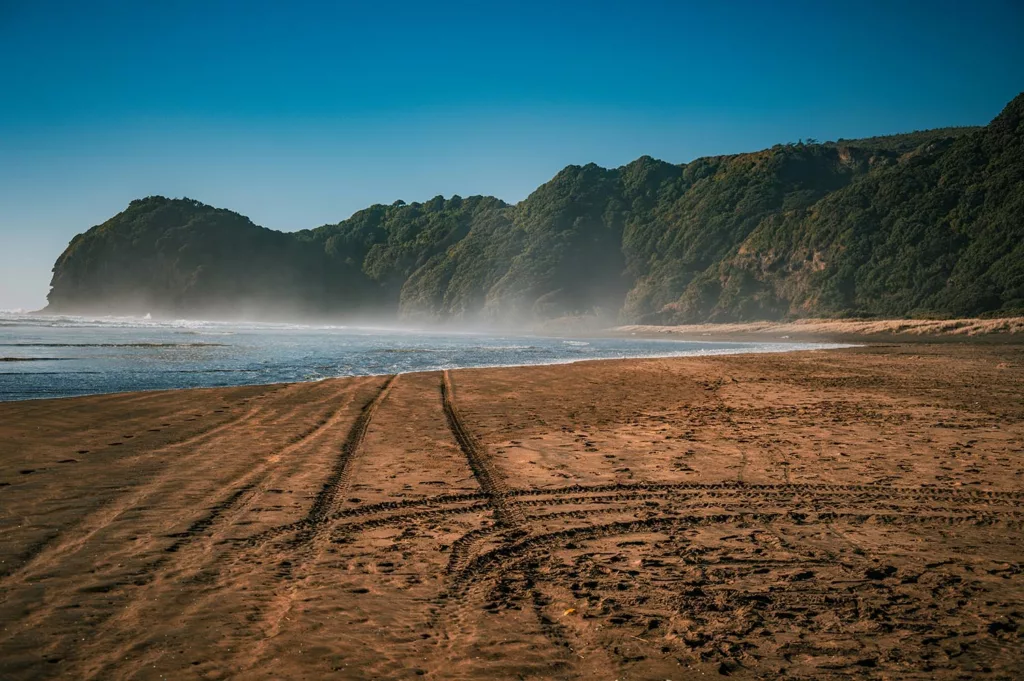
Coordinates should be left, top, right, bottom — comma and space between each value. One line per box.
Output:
7, 308, 1023, 340
4, 312, 1021, 402
0, 340, 856, 403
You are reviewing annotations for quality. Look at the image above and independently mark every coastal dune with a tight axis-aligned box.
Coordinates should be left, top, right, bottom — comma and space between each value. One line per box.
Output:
0, 344, 1022, 679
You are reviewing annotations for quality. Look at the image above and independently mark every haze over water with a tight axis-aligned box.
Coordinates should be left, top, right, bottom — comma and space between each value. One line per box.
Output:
0, 312, 849, 401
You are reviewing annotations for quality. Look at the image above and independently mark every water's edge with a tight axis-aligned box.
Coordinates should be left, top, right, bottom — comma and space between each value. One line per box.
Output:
0, 313, 854, 401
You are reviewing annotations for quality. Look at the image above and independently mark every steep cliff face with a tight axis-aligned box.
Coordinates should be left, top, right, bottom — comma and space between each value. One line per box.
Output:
46, 94, 1023, 322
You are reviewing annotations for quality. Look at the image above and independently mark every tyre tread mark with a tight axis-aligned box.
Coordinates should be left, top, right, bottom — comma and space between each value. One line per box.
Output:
441, 371, 524, 527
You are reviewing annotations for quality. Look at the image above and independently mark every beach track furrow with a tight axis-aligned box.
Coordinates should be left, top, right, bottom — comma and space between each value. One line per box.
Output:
233, 480, 1024, 555
438, 371, 579, 661
451, 511, 1023, 591
154, 380, 366, 560
295, 374, 397, 540
303, 374, 397, 528
441, 370, 525, 527
0, 386, 302, 583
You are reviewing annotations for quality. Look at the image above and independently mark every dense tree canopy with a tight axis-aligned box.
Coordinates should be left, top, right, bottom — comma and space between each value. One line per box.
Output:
47, 94, 1024, 323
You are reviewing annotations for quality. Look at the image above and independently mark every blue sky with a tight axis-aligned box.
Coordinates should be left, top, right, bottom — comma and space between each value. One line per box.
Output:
1, 0, 1022, 309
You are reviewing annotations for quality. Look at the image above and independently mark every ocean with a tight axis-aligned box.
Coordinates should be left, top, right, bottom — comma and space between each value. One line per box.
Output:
0, 312, 849, 401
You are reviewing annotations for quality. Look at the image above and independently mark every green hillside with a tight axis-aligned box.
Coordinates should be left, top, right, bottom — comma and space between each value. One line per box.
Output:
46, 94, 1022, 323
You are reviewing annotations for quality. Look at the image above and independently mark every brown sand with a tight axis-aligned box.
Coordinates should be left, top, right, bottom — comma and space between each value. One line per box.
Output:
0, 343, 1022, 679
615, 316, 1024, 342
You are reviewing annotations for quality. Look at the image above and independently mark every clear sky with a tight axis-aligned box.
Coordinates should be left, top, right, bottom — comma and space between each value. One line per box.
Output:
1, 0, 1022, 310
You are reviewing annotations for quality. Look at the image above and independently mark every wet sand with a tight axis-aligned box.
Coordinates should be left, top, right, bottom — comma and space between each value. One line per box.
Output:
0, 343, 1022, 679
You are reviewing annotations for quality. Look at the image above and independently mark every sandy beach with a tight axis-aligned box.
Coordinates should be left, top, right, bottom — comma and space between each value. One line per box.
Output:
1, 342, 1022, 679
613, 316, 1024, 343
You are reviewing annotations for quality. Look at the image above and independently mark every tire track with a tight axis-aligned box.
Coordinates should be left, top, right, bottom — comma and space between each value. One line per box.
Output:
164, 484, 257, 554
0, 386, 294, 582
154, 379, 369, 561
236, 375, 400, 549
309, 376, 398, 526
0, 381, 369, 675
451, 511, 1024, 591
438, 371, 573, 664
439, 505, 1024, 677
446, 524, 507, 575
300, 481, 1024, 545
229, 475, 1024, 552
235, 375, 397, 676
59, 379, 377, 680
508, 480, 1024, 501
234, 477, 1024, 576
291, 374, 397, 542
441, 370, 524, 527
272, 480, 1024, 574
319, 493, 1021, 548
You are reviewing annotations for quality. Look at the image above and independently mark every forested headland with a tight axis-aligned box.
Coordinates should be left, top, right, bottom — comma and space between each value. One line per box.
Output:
46, 93, 1024, 324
